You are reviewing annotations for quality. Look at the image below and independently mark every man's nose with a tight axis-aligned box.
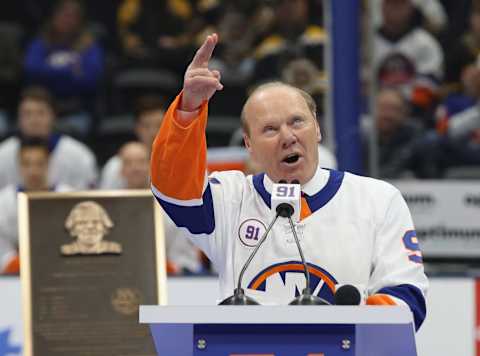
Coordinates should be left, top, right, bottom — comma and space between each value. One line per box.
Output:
280, 126, 297, 148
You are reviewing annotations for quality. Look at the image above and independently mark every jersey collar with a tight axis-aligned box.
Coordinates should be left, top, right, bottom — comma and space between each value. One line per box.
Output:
252, 166, 344, 212
262, 165, 330, 195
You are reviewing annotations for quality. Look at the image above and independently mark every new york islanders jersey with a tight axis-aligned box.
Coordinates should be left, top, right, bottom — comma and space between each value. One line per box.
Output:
151, 94, 428, 330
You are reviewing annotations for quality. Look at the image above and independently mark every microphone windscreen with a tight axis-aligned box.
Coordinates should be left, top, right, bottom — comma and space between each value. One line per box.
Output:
279, 179, 287, 184
291, 179, 300, 184
334, 284, 361, 305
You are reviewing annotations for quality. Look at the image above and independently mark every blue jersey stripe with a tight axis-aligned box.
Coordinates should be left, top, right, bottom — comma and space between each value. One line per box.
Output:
377, 284, 426, 331
155, 184, 215, 235
304, 170, 344, 213
252, 173, 271, 208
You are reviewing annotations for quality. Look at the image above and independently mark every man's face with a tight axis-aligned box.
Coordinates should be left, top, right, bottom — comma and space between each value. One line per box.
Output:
19, 147, 49, 191
18, 99, 54, 138
72, 211, 106, 246
135, 109, 164, 148
243, 86, 320, 184
382, 0, 413, 32
276, 0, 308, 29
461, 64, 480, 98
52, 0, 82, 36
376, 90, 407, 136
120, 143, 150, 189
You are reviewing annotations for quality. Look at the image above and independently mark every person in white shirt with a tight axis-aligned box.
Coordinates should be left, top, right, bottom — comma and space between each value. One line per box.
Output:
0, 86, 97, 190
100, 96, 164, 189
0, 138, 70, 274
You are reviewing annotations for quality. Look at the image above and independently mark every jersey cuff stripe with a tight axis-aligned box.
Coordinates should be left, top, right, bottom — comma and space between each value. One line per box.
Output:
154, 184, 215, 235
151, 173, 208, 206
377, 284, 426, 331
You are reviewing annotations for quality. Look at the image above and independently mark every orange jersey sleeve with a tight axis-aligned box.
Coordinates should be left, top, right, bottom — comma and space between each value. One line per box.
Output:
151, 93, 209, 201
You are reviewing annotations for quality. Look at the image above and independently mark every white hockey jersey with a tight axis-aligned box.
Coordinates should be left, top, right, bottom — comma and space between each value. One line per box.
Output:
151, 94, 428, 330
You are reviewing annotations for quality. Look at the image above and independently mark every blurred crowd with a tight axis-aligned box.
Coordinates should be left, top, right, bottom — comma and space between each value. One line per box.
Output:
0, 0, 479, 275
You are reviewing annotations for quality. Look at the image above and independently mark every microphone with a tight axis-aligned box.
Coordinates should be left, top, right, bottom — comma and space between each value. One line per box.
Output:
271, 181, 301, 222
334, 285, 361, 305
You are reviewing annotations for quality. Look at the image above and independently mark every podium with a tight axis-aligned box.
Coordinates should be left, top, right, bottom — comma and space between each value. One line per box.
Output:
139, 305, 417, 356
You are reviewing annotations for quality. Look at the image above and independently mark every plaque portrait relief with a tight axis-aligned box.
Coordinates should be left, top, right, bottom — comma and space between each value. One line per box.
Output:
61, 201, 122, 255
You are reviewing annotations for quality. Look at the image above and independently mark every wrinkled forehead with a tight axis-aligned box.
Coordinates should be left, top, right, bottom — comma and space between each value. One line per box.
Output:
244, 86, 311, 124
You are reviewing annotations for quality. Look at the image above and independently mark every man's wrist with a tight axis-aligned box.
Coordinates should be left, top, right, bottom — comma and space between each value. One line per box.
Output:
175, 108, 200, 126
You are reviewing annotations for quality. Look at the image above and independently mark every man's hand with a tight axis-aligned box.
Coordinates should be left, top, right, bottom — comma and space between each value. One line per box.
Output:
180, 33, 223, 112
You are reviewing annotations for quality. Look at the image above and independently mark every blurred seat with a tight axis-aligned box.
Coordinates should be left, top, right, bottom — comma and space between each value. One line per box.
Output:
206, 116, 241, 147
111, 69, 181, 114
114, 69, 180, 91
94, 115, 136, 165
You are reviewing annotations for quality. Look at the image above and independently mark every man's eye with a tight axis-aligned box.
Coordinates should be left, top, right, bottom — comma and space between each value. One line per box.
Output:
264, 126, 276, 133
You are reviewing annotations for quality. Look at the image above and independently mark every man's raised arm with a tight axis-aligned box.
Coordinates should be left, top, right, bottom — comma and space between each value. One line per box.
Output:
150, 34, 223, 233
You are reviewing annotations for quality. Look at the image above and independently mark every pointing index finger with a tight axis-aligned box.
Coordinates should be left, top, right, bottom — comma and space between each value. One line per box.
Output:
190, 34, 218, 68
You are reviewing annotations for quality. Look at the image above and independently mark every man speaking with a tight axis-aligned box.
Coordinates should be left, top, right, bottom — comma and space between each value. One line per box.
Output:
150, 34, 428, 330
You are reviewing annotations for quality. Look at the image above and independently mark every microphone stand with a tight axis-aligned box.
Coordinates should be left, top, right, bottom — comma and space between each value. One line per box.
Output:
219, 213, 281, 305
276, 204, 329, 306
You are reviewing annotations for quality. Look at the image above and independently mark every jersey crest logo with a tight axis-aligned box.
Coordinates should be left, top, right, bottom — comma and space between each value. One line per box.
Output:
238, 218, 267, 247
247, 261, 338, 304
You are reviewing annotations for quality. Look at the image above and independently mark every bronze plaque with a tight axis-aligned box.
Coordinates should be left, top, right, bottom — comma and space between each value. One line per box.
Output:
18, 190, 167, 356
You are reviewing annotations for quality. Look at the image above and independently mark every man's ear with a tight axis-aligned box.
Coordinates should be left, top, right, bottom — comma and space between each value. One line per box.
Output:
315, 118, 322, 143
244, 134, 253, 154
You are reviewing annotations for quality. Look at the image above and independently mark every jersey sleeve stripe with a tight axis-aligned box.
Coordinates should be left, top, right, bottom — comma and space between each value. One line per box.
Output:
150, 93, 209, 201
376, 284, 426, 331
154, 184, 215, 235
150, 172, 208, 206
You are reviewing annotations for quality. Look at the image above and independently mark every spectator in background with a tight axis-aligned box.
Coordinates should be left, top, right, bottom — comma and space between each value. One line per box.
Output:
0, 86, 97, 190
252, 0, 325, 84
443, 3, 480, 94
117, 0, 221, 74
373, 0, 444, 124
371, 0, 448, 35
209, 9, 255, 85
0, 138, 70, 274
100, 95, 164, 189
363, 88, 433, 178
428, 63, 480, 175
208, 8, 255, 115
436, 62, 479, 130
24, 0, 104, 136
119, 141, 150, 190
118, 140, 205, 275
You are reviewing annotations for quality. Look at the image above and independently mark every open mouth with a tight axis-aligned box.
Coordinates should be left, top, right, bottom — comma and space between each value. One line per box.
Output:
282, 153, 300, 164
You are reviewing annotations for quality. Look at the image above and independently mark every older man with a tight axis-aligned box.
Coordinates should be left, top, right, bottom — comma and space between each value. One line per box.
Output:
150, 34, 428, 330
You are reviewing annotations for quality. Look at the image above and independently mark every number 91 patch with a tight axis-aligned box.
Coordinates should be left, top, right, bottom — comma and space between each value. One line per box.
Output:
238, 219, 267, 247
